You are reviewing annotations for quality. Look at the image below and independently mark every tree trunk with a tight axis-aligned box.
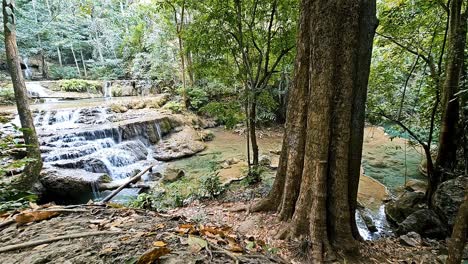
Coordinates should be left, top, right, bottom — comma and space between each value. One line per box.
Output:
80, 50, 87, 78
253, 0, 377, 261
2, 0, 43, 191
447, 193, 468, 264
57, 46, 63, 67
70, 45, 81, 76
178, 34, 187, 107
249, 93, 259, 167
434, 0, 467, 182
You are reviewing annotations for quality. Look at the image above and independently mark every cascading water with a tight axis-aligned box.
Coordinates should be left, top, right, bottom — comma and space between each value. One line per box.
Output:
103, 81, 113, 98
155, 122, 163, 142
23, 57, 33, 79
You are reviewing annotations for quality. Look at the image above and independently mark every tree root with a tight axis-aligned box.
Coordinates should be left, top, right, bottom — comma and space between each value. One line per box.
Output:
0, 231, 121, 253
249, 196, 279, 213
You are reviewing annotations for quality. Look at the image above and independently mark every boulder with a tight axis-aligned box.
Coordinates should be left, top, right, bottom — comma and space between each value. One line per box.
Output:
399, 231, 422, 247
396, 209, 448, 239
40, 169, 106, 198
198, 130, 215, 142
405, 179, 427, 193
161, 167, 185, 183
432, 176, 467, 227
385, 191, 427, 224
359, 209, 377, 233
154, 127, 206, 161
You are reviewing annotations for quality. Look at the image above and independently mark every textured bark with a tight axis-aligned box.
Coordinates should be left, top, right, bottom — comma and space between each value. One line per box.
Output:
253, 0, 377, 260
447, 194, 468, 264
249, 96, 259, 166
3, 0, 43, 191
434, 0, 467, 183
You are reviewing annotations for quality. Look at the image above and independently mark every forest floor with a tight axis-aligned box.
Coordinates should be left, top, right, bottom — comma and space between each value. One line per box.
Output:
0, 196, 446, 264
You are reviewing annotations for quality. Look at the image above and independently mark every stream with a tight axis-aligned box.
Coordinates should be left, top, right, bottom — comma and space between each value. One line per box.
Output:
1, 82, 427, 241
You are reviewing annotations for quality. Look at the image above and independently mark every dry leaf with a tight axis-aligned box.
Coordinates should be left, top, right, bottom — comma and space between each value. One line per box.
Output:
227, 237, 243, 253
153, 241, 167, 247
136, 247, 171, 264
188, 235, 208, 253
155, 223, 165, 230
15, 211, 60, 226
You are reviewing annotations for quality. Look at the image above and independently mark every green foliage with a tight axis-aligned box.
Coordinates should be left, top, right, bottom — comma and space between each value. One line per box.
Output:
185, 86, 209, 111
163, 101, 184, 113
88, 60, 126, 80
0, 87, 15, 105
199, 102, 244, 129
256, 90, 279, 123
243, 166, 265, 185
0, 184, 38, 213
57, 79, 102, 93
49, 66, 80, 80
199, 172, 223, 198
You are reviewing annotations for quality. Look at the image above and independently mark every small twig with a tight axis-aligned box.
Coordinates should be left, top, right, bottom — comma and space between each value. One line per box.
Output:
0, 231, 121, 253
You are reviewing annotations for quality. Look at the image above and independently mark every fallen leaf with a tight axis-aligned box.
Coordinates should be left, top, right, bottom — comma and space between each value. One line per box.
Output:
15, 211, 60, 226
155, 223, 165, 230
136, 247, 171, 264
227, 237, 243, 253
153, 241, 167, 247
188, 235, 208, 253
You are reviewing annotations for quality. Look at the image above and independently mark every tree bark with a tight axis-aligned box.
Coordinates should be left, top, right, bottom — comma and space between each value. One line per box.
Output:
70, 45, 81, 76
249, 93, 259, 167
57, 46, 63, 67
435, 0, 467, 179
447, 193, 468, 264
80, 50, 87, 78
3, 0, 43, 191
253, 0, 377, 261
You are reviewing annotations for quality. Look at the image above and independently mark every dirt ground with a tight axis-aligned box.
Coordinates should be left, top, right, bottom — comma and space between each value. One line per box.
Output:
0, 201, 445, 264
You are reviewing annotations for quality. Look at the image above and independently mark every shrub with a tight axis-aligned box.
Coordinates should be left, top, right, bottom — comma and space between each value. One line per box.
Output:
199, 102, 244, 129
49, 66, 80, 80
256, 90, 279, 123
199, 172, 224, 198
0, 87, 15, 105
184, 86, 209, 111
57, 79, 102, 93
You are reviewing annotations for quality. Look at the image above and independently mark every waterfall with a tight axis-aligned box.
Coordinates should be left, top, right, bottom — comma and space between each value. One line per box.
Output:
103, 81, 112, 98
155, 122, 163, 142
90, 180, 101, 200
23, 57, 33, 79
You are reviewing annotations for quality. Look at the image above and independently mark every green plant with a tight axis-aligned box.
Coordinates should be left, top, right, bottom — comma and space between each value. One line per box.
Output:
0, 87, 15, 105
88, 60, 126, 80
184, 86, 209, 111
164, 101, 184, 113
199, 102, 244, 129
256, 90, 279, 123
243, 166, 265, 185
0, 184, 38, 213
199, 172, 223, 198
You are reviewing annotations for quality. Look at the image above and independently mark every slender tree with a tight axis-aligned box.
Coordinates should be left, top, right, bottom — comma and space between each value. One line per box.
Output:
252, 0, 377, 261
447, 193, 468, 264
2, 0, 43, 191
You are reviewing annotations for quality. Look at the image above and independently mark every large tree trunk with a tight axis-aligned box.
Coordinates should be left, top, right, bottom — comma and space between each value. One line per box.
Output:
253, 0, 377, 261
431, 0, 467, 200
447, 193, 468, 264
3, 0, 43, 191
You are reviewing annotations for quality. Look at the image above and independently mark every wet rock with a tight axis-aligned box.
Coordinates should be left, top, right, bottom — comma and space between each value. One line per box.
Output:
7, 148, 27, 159
161, 167, 185, 183
40, 169, 105, 198
259, 155, 271, 166
399, 231, 422, 247
396, 209, 448, 239
385, 191, 427, 224
154, 127, 206, 161
269, 149, 281, 155
120, 117, 175, 144
432, 176, 467, 227
359, 209, 378, 233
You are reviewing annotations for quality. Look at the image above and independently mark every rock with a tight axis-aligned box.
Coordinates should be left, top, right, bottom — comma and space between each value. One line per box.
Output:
154, 127, 206, 161
225, 158, 240, 166
359, 209, 377, 233
269, 149, 281, 155
432, 176, 467, 227
259, 155, 271, 166
198, 130, 215, 142
161, 167, 185, 183
110, 104, 128, 113
237, 215, 262, 234
396, 209, 448, 239
399, 231, 422, 247
40, 169, 107, 198
405, 179, 427, 193
385, 191, 427, 224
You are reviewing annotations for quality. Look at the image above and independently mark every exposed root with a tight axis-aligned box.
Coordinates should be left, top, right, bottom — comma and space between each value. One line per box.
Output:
0, 231, 122, 253
249, 196, 279, 213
